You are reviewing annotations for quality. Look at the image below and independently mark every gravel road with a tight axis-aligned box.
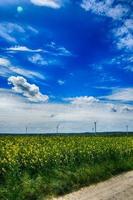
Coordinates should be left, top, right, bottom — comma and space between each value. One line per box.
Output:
53, 171, 133, 200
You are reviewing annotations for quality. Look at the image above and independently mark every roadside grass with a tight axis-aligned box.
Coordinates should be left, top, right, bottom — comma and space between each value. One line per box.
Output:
1, 158, 133, 200
0, 136, 133, 200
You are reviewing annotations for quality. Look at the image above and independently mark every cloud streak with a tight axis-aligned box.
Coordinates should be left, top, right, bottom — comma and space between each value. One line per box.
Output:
65, 96, 99, 105
0, 57, 45, 79
46, 42, 72, 57
0, 23, 24, 43
106, 88, 133, 102
6, 46, 43, 52
30, 0, 63, 9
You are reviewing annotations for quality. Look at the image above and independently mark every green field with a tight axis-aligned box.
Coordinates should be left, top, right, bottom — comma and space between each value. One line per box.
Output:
0, 135, 133, 200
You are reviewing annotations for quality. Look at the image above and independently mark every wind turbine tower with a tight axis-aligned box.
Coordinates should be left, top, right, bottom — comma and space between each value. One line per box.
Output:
25, 126, 28, 134
94, 121, 97, 135
126, 125, 128, 135
56, 123, 60, 134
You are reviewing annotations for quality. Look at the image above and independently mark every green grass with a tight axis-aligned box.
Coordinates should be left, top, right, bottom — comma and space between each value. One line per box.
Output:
0, 135, 133, 200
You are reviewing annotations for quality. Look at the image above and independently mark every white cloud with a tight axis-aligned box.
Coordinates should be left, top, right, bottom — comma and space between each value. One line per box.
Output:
106, 88, 133, 102
0, 90, 132, 133
28, 54, 48, 65
117, 34, 133, 50
122, 106, 133, 113
0, 57, 10, 67
112, 16, 133, 51
81, 0, 127, 20
124, 65, 133, 72
114, 19, 133, 50
6, 46, 43, 52
10, 67, 45, 79
125, 19, 133, 30
65, 96, 99, 105
0, 57, 45, 79
81, 1, 133, 52
105, 55, 133, 73
57, 47, 72, 56
0, 0, 66, 9
0, 22, 38, 44
58, 80, 65, 85
27, 26, 39, 34
107, 4, 127, 20
0, 22, 25, 43
8, 76, 48, 102
30, 0, 62, 8
47, 42, 72, 56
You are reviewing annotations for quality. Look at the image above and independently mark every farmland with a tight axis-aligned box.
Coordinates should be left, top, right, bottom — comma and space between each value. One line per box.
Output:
0, 135, 133, 200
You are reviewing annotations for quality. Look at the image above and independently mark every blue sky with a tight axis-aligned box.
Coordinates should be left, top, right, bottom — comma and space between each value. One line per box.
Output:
0, 0, 133, 133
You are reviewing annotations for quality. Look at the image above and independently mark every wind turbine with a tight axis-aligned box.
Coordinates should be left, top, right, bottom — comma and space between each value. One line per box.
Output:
25, 126, 28, 134
56, 122, 61, 134
126, 125, 128, 135
94, 121, 97, 135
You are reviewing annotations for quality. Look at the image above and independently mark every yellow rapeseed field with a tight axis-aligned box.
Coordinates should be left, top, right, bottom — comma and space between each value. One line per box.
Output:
0, 135, 133, 200
1, 136, 133, 174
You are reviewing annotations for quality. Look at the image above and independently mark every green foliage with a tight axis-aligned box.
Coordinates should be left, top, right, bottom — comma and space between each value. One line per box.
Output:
0, 136, 133, 199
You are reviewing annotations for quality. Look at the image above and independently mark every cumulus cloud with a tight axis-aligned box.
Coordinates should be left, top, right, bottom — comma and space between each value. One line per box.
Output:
106, 88, 133, 102
8, 76, 48, 102
6, 46, 43, 52
28, 54, 48, 65
65, 96, 99, 105
30, 0, 63, 8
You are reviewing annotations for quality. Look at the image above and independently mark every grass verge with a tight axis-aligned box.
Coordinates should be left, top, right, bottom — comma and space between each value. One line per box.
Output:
0, 158, 133, 200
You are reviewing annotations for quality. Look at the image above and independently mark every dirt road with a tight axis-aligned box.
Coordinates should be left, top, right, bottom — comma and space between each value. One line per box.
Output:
53, 171, 133, 200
